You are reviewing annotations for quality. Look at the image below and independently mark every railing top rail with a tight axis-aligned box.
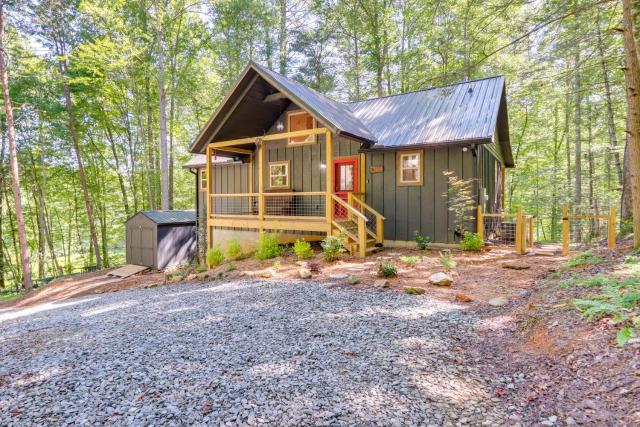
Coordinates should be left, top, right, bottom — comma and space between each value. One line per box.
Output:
350, 194, 386, 220
483, 212, 516, 218
211, 193, 259, 198
211, 191, 327, 197
332, 194, 368, 222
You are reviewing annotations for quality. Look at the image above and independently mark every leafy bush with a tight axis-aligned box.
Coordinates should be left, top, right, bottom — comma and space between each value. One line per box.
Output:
460, 232, 483, 251
206, 245, 225, 267
321, 235, 345, 261
414, 230, 431, 250
254, 231, 282, 260
293, 239, 314, 259
399, 256, 420, 267
226, 238, 243, 260
439, 250, 457, 270
377, 261, 398, 277
563, 252, 604, 268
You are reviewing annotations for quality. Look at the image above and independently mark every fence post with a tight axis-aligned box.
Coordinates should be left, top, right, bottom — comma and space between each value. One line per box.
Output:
562, 205, 569, 256
477, 205, 484, 241
528, 216, 534, 248
515, 205, 524, 254
608, 206, 617, 250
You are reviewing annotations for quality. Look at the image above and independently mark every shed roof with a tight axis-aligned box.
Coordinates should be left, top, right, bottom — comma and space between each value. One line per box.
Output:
129, 210, 196, 225
182, 154, 234, 169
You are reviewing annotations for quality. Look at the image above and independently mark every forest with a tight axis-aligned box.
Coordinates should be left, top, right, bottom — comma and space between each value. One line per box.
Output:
0, 0, 639, 291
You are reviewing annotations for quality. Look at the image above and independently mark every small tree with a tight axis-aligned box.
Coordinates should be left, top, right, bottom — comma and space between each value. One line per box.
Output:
442, 171, 475, 236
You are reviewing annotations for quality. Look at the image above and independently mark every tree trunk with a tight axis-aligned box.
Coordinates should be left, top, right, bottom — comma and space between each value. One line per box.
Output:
278, 0, 287, 75
0, 2, 32, 290
622, 0, 640, 247
157, 25, 170, 211
573, 49, 582, 240
0, 119, 5, 288
145, 77, 156, 210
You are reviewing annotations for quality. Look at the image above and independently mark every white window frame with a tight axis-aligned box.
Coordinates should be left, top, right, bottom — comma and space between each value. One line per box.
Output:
268, 161, 290, 189
397, 150, 423, 186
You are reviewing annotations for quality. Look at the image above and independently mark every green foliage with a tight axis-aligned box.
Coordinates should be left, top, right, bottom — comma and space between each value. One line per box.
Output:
439, 251, 457, 270
195, 264, 208, 273
293, 239, 314, 260
226, 238, 243, 260
272, 260, 282, 270
460, 232, 483, 251
399, 256, 420, 267
414, 230, 431, 250
563, 252, 605, 269
321, 235, 346, 261
377, 261, 398, 277
254, 231, 282, 260
616, 327, 637, 346
206, 245, 225, 267
624, 256, 640, 265
442, 171, 475, 235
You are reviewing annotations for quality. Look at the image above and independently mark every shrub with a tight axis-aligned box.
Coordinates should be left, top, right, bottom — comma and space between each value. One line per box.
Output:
414, 230, 431, 250
226, 238, 243, 260
195, 264, 208, 273
293, 239, 314, 259
439, 250, 457, 270
206, 245, 225, 267
377, 261, 398, 277
460, 232, 483, 251
254, 231, 282, 260
321, 235, 345, 261
399, 256, 420, 267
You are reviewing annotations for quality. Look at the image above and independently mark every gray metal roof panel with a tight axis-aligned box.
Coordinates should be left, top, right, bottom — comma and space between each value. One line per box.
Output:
139, 210, 196, 225
348, 76, 505, 147
252, 62, 377, 143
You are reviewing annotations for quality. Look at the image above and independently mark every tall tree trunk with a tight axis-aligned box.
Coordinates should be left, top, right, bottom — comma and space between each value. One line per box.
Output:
587, 103, 597, 238
278, 0, 287, 75
622, 0, 640, 247
102, 111, 130, 216
573, 49, 582, 240
157, 25, 170, 211
0, 2, 32, 290
597, 23, 623, 186
0, 120, 5, 288
145, 77, 156, 210
551, 103, 560, 241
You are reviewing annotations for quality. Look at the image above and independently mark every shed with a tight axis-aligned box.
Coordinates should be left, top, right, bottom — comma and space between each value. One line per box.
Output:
125, 210, 197, 270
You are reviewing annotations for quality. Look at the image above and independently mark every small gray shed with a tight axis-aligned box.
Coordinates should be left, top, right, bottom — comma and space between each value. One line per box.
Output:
125, 210, 196, 270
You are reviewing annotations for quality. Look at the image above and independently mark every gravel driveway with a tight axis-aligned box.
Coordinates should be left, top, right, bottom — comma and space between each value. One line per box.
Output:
0, 279, 515, 426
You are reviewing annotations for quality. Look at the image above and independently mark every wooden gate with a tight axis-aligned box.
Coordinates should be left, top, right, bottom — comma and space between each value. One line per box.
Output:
562, 206, 617, 256
477, 205, 533, 255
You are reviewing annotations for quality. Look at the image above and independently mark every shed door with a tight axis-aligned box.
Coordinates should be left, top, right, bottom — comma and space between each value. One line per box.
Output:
128, 225, 155, 267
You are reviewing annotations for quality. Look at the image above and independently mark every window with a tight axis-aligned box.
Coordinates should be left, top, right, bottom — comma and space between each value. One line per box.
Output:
397, 150, 423, 186
199, 170, 207, 192
337, 163, 354, 191
269, 161, 290, 188
287, 110, 316, 145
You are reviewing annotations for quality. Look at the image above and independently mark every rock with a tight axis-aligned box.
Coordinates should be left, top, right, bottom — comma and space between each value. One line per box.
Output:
363, 262, 376, 266
329, 273, 349, 280
388, 252, 401, 257
143, 282, 159, 289
298, 268, 312, 279
502, 261, 530, 270
197, 271, 211, 280
454, 292, 472, 303
404, 286, 425, 295
295, 261, 308, 267
347, 276, 360, 285
186, 274, 198, 281
429, 272, 453, 286
373, 279, 390, 288
259, 270, 273, 278
488, 297, 509, 307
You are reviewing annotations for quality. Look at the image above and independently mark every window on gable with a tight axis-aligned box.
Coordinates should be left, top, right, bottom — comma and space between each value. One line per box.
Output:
269, 161, 290, 188
397, 150, 423, 186
287, 110, 316, 145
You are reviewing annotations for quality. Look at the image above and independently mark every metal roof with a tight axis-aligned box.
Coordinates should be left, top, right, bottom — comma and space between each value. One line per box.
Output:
253, 62, 377, 143
182, 154, 233, 169
348, 76, 506, 148
135, 210, 196, 225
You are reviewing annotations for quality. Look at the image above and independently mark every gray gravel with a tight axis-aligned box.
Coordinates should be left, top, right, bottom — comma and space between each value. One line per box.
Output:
0, 279, 513, 426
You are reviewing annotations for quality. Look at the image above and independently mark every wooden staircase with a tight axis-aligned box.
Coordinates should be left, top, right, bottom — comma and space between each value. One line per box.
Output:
331, 193, 385, 257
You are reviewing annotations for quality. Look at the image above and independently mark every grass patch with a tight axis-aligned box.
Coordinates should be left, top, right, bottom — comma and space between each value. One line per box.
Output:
562, 252, 605, 269
0, 290, 24, 302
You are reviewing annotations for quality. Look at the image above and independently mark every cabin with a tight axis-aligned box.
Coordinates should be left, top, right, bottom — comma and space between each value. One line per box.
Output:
186, 61, 513, 257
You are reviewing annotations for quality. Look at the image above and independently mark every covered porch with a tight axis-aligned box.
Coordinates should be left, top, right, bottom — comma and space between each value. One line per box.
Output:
205, 128, 384, 257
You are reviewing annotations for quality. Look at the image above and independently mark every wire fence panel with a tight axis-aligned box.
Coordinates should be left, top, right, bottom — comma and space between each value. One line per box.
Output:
212, 195, 258, 216
264, 194, 325, 217
482, 214, 517, 246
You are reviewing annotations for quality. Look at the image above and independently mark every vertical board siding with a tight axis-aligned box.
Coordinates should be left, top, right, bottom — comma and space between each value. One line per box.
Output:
364, 146, 478, 243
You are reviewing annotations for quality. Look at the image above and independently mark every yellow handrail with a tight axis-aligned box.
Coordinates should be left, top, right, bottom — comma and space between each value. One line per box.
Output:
350, 194, 386, 220
331, 194, 368, 222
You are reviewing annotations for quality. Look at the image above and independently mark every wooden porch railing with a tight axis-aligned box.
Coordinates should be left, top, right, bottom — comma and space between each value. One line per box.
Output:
331, 194, 369, 257
349, 192, 385, 244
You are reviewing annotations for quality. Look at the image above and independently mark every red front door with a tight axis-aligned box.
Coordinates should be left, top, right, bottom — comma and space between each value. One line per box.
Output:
333, 157, 359, 218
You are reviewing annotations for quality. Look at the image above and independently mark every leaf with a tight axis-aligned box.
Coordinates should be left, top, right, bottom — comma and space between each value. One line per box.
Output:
616, 327, 636, 347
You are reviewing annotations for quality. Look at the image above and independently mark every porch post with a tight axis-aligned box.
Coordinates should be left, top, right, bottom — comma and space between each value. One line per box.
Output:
325, 131, 334, 234
206, 145, 213, 251
257, 139, 265, 232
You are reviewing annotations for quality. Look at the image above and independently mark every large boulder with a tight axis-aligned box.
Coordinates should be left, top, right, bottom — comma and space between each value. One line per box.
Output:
502, 261, 530, 270
373, 279, 390, 288
298, 268, 312, 279
429, 272, 454, 286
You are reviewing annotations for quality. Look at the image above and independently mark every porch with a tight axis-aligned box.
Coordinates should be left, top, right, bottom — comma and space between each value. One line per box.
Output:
205, 128, 385, 257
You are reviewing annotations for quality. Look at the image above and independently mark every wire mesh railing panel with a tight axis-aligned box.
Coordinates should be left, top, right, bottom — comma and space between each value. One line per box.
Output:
362, 208, 377, 236
483, 215, 517, 246
212, 195, 258, 216
264, 194, 326, 217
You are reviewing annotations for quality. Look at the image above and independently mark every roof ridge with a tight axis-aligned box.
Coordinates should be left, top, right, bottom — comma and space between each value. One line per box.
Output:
344, 75, 505, 104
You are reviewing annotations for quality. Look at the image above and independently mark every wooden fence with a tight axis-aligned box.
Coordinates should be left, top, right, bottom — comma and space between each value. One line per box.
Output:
477, 205, 533, 255
562, 206, 616, 256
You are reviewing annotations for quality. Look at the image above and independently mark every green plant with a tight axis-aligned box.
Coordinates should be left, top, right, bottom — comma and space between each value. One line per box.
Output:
624, 256, 640, 265
400, 256, 420, 267
195, 264, 208, 273
254, 231, 282, 260
414, 230, 431, 250
226, 238, 243, 260
377, 261, 398, 277
206, 245, 225, 267
616, 326, 637, 346
321, 235, 346, 261
563, 252, 605, 268
442, 171, 476, 234
460, 232, 483, 251
272, 260, 282, 270
293, 239, 314, 259
225, 263, 236, 272
439, 250, 457, 270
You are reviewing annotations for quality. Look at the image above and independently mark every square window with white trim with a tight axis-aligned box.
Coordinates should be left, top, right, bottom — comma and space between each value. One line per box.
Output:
397, 150, 423, 186
269, 161, 290, 188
